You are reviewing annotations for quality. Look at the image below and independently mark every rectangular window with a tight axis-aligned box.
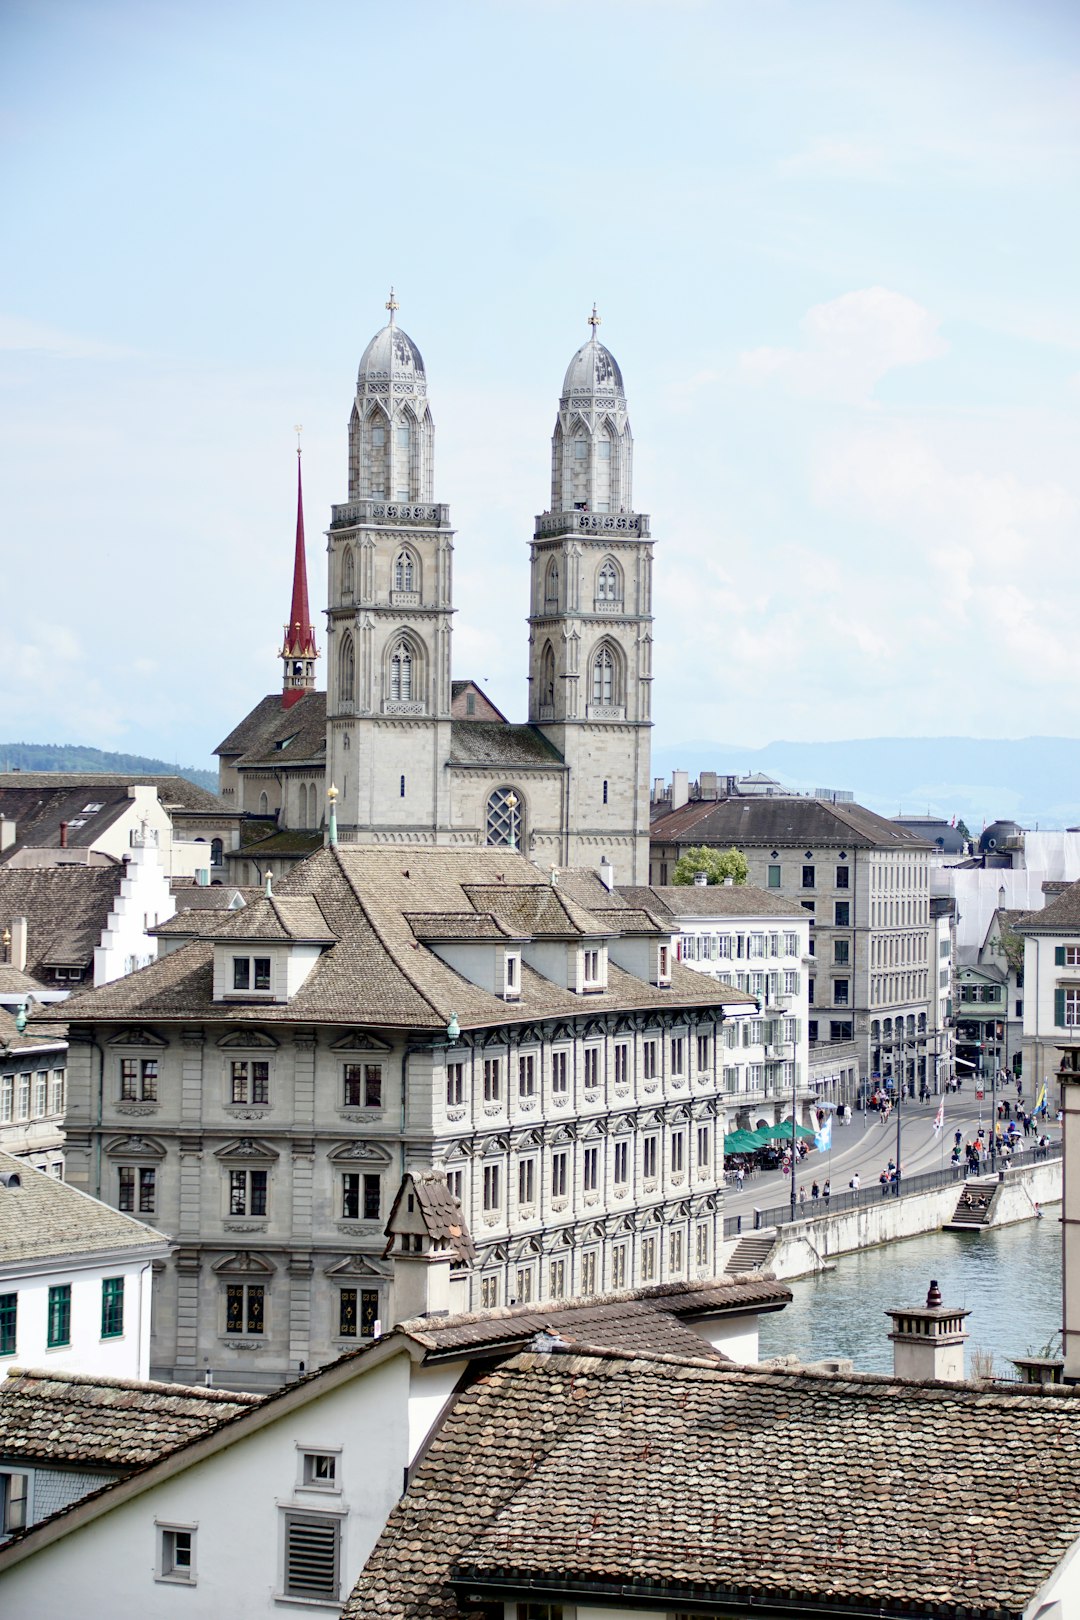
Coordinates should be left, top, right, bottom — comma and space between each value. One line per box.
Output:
446, 1061, 464, 1107
583, 1145, 599, 1192
669, 1229, 684, 1273
833, 978, 849, 1006
583, 1046, 600, 1088
283, 1513, 340, 1603
802, 866, 815, 888
808, 1019, 818, 1042
518, 1052, 536, 1098
808, 979, 815, 1005
696, 1125, 710, 1169
0, 1294, 16, 1357
338, 1287, 357, 1338
784, 969, 800, 995
696, 1223, 710, 1268
120, 1058, 158, 1102
643, 1039, 658, 1080
119, 1165, 157, 1213
253, 957, 271, 990
483, 1164, 500, 1211
834, 901, 850, 927
551, 1051, 569, 1095
158, 1525, 195, 1584
613, 1140, 629, 1185
343, 1064, 382, 1108
581, 1250, 598, 1294
483, 1057, 501, 1103
233, 957, 250, 990
447, 1168, 463, 1203
505, 953, 518, 992
480, 1275, 499, 1309
614, 1043, 629, 1084
670, 1036, 684, 1076
101, 1277, 124, 1338
643, 1135, 658, 1180
49, 1069, 64, 1114
836, 865, 850, 888
518, 1158, 535, 1205
1, 1472, 28, 1535
548, 1258, 566, 1299
33, 1074, 47, 1118
302, 1451, 338, 1489
226, 1282, 265, 1334
229, 1169, 268, 1217
611, 1243, 628, 1290
584, 948, 600, 984
830, 1020, 854, 1042
784, 931, 799, 955
671, 1132, 685, 1174
515, 1266, 534, 1303
0, 1076, 11, 1123
641, 1235, 657, 1281
697, 1032, 710, 1071
834, 940, 850, 965
658, 944, 670, 979
47, 1284, 71, 1348
552, 1150, 569, 1198
767, 864, 781, 888
231, 1060, 269, 1105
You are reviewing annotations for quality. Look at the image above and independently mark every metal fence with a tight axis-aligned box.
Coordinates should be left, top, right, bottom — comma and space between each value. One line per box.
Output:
721, 1145, 1061, 1239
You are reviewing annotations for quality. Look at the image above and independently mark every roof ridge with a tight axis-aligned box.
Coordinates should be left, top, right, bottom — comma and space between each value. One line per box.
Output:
2, 1366, 262, 1403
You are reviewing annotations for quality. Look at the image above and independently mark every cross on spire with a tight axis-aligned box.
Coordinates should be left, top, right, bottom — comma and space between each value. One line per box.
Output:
588, 302, 601, 333
294, 422, 303, 457
386, 286, 399, 324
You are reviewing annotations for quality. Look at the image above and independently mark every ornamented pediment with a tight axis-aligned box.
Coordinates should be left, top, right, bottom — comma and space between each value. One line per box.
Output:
211, 1250, 277, 1276
478, 1031, 507, 1050
213, 1137, 280, 1163
511, 1129, 543, 1152
324, 1254, 392, 1279
481, 1135, 509, 1157
104, 1133, 166, 1160
217, 1029, 279, 1050
327, 1140, 394, 1165
670, 1104, 691, 1123
551, 1022, 575, 1043
548, 1124, 576, 1145
107, 1029, 167, 1049
581, 1119, 608, 1140
328, 1031, 394, 1054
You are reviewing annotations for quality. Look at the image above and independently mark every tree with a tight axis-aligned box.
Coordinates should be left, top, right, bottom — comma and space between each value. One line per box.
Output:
956, 818, 972, 842
672, 846, 749, 886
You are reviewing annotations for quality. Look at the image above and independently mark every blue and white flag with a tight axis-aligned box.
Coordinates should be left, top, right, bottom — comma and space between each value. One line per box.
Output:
814, 1115, 832, 1154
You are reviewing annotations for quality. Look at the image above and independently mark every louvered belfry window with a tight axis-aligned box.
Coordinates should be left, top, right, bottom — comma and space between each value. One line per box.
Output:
283, 1514, 339, 1601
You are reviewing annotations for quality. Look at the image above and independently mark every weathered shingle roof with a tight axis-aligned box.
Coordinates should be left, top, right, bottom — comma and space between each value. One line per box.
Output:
385, 1171, 476, 1265
346, 1348, 1080, 1620
1016, 879, 1080, 934
651, 796, 932, 851
0, 1007, 66, 1055
215, 691, 327, 767
204, 894, 337, 943
621, 883, 808, 920
0, 775, 231, 857
39, 847, 756, 1032
0, 1367, 260, 1467
0, 1153, 169, 1270
0, 866, 122, 974
449, 722, 564, 768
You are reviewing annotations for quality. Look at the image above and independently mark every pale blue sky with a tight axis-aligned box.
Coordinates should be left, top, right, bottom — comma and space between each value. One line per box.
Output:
2, 0, 1078, 770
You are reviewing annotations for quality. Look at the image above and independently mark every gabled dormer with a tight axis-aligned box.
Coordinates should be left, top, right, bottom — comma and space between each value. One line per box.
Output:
405, 913, 526, 1002
208, 893, 337, 1004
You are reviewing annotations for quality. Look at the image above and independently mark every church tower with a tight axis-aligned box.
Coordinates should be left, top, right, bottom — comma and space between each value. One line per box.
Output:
528, 310, 652, 883
280, 445, 318, 708
325, 294, 455, 843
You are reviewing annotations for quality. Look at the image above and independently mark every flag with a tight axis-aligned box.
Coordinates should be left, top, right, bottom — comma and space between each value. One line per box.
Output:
933, 1097, 944, 1132
1036, 1081, 1048, 1116
814, 1115, 832, 1153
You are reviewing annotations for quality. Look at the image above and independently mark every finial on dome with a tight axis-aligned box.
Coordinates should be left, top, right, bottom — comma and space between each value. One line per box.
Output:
386, 286, 399, 324
588, 302, 601, 333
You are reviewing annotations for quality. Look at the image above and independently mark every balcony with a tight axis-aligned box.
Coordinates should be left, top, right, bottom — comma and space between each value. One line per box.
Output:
331, 500, 451, 529
534, 510, 649, 539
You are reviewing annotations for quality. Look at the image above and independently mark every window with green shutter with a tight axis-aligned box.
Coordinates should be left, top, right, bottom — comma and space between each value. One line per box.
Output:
101, 1277, 124, 1338
0, 1294, 15, 1357
1057, 947, 1066, 966
1056, 988, 1068, 1027
47, 1284, 71, 1348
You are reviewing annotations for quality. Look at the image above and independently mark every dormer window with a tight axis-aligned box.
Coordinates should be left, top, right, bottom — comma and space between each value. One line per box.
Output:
233, 956, 271, 993
658, 944, 671, 985
582, 945, 607, 992
504, 952, 520, 999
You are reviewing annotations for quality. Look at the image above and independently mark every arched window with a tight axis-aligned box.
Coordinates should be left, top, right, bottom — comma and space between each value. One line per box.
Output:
394, 550, 415, 592
544, 559, 559, 613
591, 644, 616, 705
390, 640, 413, 702
540, 642, 555, 709
210, 838, 223, 867
596, 559, 620, 604
339, 633, 355, 703
341, 547, 355, 597
367, 410, 388, 499
258, 791, 269, 817
486, 786, 523, 849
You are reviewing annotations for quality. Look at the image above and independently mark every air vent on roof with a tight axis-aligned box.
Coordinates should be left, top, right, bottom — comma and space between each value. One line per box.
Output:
0, 1172, 22, 1189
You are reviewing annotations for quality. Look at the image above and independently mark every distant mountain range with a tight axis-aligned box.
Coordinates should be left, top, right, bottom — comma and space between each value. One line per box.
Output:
652, 737, 1080, 832
0, 743, 218, 796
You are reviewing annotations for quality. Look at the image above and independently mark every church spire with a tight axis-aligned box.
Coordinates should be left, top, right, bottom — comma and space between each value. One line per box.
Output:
281, 431, 319, 708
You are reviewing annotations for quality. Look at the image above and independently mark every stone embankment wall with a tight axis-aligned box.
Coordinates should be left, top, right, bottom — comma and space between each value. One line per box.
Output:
757, 1160, 1062, 1281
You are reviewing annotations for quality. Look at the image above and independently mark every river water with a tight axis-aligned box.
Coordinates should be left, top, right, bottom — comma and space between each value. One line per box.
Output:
756, 1210, 1063, 1377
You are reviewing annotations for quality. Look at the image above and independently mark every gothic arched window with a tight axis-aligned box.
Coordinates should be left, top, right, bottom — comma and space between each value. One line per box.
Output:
591, 644, 616, 706
390, 640, 413, 702
394, 550, 415, 592
544, 559, 559, 613
339, 633, 355, 703
210, 838, 223, 867
341, 546, 355, 597
596, 559, 621, 604
540, 641, 555, 709
486, 786, 523, 849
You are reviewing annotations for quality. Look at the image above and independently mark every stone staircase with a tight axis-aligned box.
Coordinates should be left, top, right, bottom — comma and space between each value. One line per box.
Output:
724, 1230, 778, 1274
943, 1180, 999, 1232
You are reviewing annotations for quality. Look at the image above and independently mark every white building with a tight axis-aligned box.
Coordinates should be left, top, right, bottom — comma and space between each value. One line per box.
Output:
0, 1011, 67, 1176
1017, 879, 1080, 1112
0, 1152, 168, 1381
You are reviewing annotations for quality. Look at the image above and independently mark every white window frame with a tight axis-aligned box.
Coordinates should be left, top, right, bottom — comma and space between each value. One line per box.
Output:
156, 1521, 197, 1585
296, 1446, 342, 1493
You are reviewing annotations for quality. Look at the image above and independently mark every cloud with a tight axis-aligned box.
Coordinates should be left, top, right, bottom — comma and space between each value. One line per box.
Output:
777, 137, 888, 179
0, 315, 137, 360
740, 287, 948, 404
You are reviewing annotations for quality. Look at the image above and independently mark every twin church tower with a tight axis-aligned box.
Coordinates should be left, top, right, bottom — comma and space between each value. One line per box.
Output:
223, 297, 654, 884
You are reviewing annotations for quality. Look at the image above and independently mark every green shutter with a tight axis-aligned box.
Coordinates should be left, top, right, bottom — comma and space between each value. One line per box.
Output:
1056, 988, 1067, 1027
1056, 946, 1066, 966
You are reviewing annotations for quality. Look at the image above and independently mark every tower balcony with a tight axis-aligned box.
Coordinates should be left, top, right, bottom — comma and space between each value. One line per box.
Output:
331, 499, 452, 530
534, 510, 649, 540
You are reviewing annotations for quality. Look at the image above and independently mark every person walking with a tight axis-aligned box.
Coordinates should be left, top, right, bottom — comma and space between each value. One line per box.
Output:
823, 1179, 831, 1205
811, 1180, 820, 1201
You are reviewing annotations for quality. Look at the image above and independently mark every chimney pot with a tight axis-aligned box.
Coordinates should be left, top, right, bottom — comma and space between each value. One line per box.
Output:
926, 1279, 942, 1308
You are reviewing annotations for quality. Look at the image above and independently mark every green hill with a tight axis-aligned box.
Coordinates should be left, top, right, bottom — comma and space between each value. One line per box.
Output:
0, 743, 218, 795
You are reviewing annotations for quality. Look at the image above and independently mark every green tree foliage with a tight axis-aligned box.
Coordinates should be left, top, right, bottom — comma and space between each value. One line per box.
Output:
0, 742, 217, 794
672, 846, 749, 886
956, 818, 972, 841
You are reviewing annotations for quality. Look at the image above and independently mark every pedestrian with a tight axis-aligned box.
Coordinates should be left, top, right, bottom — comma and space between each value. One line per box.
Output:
879, 1169, 890, 1196
799, 1185, 807, 1208
735, 1166, 745, 1192
811, 1180, 820, 1201
849, 1172, 860, 1201
823, 1179, 831, 1205
954, 1129, 962, 1149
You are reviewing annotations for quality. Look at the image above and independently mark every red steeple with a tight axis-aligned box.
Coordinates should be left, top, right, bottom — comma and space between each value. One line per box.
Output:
280, 443, 319, 708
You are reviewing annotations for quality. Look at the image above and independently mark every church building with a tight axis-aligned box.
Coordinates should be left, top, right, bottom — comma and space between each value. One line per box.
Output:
218, 298, 653, 886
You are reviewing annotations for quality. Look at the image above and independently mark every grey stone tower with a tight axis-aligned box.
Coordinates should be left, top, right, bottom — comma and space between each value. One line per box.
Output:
527, 309, 653, 883
325, 294, 455, 844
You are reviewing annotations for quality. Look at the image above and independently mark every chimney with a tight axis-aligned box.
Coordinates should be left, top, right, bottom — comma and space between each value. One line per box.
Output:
723, 875, 734, 886
59, 821, 68, 849
0, 816, 14, 853
693, 871, 708, 887
671, 770, 689, 812
11, 916, 28, 973
598, 856, 615, 892
700, 771, 718, 800
885, 1279, 969, 1382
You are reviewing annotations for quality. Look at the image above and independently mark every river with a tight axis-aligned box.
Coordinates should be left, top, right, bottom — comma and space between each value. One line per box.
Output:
756, 1209, 1063, 1377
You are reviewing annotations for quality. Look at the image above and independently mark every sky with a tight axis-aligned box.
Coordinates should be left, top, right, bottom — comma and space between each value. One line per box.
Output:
2, 0, 1079, 773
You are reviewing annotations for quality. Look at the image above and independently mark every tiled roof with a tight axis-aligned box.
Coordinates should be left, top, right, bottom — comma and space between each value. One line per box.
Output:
0, 1152, 169, 1269
0, 776, 230, 858
215, 691, 327, 767
619, 883, 808, 920
0, 1367, 260, 1467
236, 828, 324, 857
347, 1348, 1080, 1620
0, 1007, 66, 1055
650, 796, 932, 851
0, 965, 48, 996
0, 865, 122, 974
167, 884, 260, 909
449, 722, 564, 768
1016, 879, 1080, 933
385, 1171, 476, 1264
204, 894, 337, 943
39, 847, 756, 1032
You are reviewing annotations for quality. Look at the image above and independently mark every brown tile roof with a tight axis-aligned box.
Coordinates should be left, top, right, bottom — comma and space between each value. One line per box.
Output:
0, 965, 49, 996
347, 1348, 1080, 1620
1016, 879, 1080, 933
0, 1007, 66, 1055
39, 847, 756, 1032
448, 722, 564, 769
236, 828, 324, 858
622, 883, 809, 920
204, 894, 337, 943
0, 776, 230, 857
385, 1171, 476, 1264
0, 1152, 169, 1270
0, 865, 122, 974
0, 1367, 260, 1467
215, 691, 327, 767
650, 796, 932, 851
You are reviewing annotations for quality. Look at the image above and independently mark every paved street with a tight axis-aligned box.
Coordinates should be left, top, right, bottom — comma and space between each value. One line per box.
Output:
722, 1094, 1058, 1220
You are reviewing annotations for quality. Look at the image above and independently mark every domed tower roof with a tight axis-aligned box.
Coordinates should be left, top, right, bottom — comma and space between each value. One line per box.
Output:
356, 289, 427, 399
560, 305, 625, 404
